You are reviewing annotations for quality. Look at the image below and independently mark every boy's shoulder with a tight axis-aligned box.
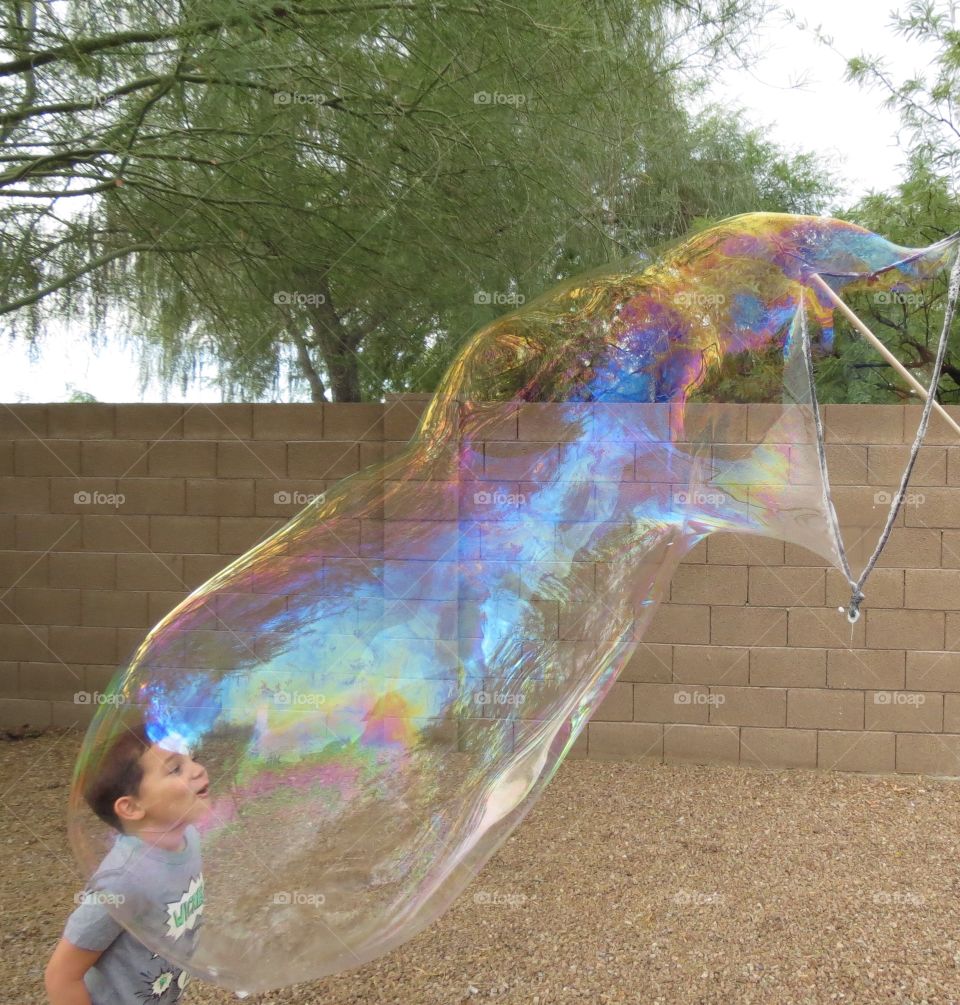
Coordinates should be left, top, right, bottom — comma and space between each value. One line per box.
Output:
86, 834, 145, 893
88, 826, 202, 896
66, 825, 205, 962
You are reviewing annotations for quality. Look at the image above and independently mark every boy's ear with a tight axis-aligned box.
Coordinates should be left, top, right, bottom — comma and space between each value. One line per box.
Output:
114, 795, 145, 823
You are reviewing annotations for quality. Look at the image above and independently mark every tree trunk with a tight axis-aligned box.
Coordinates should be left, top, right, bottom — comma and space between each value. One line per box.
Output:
307, 314, 361, 402
324, 344, 361, 401
287, 322, 327, 402
292, 272, 360, 401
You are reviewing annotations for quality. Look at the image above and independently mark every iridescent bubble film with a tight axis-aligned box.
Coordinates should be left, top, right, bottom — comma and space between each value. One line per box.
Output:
68, 213, 960, 992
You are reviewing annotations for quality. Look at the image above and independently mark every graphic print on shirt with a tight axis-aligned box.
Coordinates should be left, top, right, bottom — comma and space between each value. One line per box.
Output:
135, 954, 190, 1002
165, 873, 204, 940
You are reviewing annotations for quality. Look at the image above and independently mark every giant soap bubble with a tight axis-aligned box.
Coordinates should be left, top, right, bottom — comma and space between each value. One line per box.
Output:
68, 213, 960, 993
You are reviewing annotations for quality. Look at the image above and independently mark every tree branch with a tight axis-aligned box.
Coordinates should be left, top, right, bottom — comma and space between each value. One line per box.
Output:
0, 241, 207, 315
286, 321, 327, 401
0, 4, 482, 78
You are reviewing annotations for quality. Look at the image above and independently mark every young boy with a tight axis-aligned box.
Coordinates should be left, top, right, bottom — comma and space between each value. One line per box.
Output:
45, 722, 212, 1004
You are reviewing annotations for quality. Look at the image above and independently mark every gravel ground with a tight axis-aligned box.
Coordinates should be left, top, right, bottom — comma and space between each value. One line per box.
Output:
9, 729, 960, 1004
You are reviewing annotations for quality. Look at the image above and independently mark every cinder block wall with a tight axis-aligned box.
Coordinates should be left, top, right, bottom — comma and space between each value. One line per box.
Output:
2, 399, 960, 776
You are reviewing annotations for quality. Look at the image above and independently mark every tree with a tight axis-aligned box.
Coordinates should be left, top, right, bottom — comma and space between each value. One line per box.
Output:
820, 159, 960, 405
1, 0, 833, 401
816, 0, 960, 404
845, 0, 959, 180
66, 385, 99, 402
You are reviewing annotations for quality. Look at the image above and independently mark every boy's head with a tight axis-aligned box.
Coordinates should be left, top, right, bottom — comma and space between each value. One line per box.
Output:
84, 722, 211, 835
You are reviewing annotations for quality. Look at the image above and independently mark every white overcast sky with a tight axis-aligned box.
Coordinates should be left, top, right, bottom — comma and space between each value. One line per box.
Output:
1, 0, 946, 403
707, 0, 939, 204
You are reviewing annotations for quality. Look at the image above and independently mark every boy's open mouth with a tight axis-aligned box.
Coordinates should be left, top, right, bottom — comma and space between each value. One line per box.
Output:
196, 783, 210, 798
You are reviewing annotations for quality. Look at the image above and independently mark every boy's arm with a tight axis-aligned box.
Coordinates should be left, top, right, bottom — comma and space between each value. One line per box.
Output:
44, 938, 102, 1005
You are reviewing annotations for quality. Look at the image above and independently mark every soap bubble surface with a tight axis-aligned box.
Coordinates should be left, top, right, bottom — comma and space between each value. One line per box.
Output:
68, 213, 959, 992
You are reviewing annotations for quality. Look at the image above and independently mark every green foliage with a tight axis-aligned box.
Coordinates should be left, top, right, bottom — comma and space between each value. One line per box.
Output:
65, 385, 99, 402
833, 1, 960, 404
690, 344, 787, 403
1, 0, 836, 400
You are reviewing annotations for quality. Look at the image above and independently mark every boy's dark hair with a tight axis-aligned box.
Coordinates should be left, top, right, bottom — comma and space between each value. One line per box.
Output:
83, 722, 152, 832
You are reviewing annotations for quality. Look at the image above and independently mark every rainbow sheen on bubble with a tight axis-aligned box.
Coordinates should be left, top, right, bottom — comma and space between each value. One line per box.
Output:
68, 213, 959, 993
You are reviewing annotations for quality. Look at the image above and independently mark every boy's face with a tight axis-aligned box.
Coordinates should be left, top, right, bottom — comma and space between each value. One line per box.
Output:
117, 742, 212, 831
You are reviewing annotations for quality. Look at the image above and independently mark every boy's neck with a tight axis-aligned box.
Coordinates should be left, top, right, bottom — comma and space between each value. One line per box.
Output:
123, 823, 188, 852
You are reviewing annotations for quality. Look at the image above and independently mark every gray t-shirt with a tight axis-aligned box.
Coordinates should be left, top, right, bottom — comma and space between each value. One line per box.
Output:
63, 825, 204, 1004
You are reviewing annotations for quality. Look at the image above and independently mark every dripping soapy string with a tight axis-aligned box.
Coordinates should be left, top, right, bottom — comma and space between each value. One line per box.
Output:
799, 246, 960, 623
794, 293, 858, 619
